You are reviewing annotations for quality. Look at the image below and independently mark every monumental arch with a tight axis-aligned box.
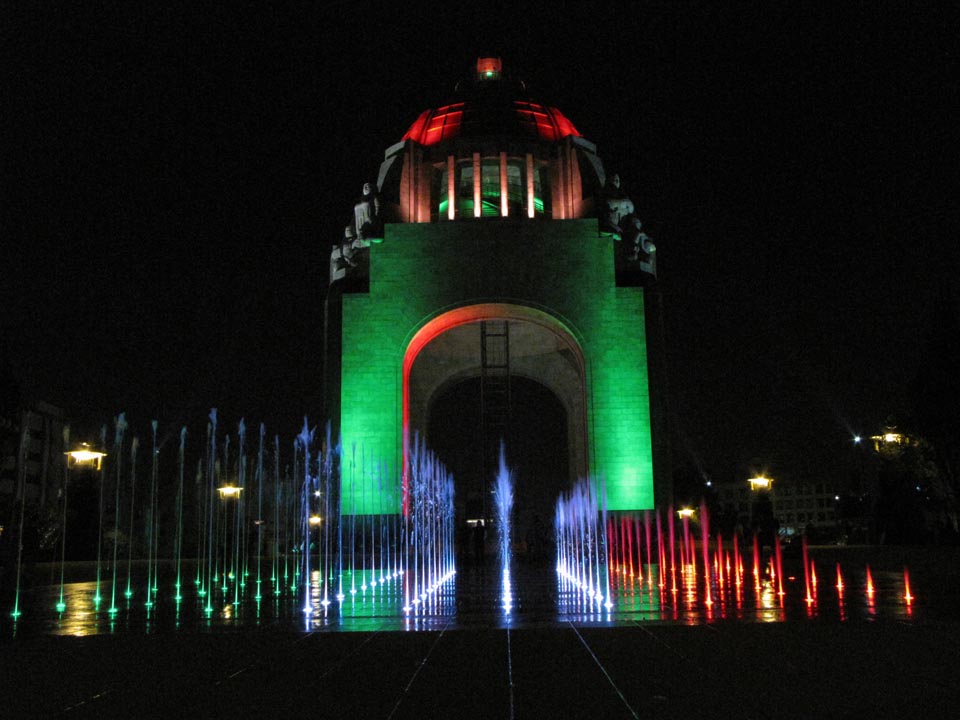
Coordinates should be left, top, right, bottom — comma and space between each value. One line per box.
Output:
326, 58, 664, 517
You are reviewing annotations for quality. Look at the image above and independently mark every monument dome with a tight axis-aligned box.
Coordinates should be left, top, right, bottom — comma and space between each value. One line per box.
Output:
401, 58, 582, 146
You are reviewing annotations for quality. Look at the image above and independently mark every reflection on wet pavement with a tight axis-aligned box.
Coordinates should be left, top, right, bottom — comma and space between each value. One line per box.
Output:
1, 553, 926, 639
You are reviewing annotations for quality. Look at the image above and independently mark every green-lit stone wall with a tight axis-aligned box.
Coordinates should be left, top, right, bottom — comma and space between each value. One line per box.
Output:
339, 218, 654, 514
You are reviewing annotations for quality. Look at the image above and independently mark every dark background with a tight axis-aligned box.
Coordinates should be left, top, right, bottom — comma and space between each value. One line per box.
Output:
3, 2, 956, 487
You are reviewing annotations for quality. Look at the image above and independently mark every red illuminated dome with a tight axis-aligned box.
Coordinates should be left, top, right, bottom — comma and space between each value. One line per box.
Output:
371, 58, 605, 226
401, 58, 581, 146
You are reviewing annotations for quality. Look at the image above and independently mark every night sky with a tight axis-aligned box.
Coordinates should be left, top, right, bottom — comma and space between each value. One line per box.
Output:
3, 2, 956, 485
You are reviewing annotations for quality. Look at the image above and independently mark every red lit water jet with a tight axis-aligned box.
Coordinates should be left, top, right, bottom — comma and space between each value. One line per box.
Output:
668, 506, 677, 593
700, 500, 712, 607
732, 534, 742, 587
715, 532, 724, 592
802, 535, 813, 605
644, 510, 654, 591
752, 533, 761, 593
635, 513, 644, 584
774, 536, 784, 603
655, 510, 666, 590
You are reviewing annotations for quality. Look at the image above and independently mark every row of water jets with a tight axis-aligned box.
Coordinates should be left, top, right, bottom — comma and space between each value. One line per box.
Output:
7, 412, 456, 623
556, 490, 917, 619
6, 412, 913, 624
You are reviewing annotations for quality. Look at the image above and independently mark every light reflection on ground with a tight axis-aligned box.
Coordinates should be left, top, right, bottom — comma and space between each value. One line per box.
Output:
1, 547, 930, 640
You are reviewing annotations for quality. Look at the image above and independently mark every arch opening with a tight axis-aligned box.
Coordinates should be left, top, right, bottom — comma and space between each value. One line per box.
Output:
402, 303, 588, 517
427, 376, 566, 561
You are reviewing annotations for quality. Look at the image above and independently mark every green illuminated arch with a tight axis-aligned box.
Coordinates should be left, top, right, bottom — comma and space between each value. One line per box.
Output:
338, 219, 654, 514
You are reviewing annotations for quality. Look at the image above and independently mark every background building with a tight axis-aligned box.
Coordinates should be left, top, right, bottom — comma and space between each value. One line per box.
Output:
716, 476, 841, 541
0, 398, 66, 551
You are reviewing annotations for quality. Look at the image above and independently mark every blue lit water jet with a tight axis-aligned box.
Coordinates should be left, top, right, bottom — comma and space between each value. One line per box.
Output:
494, 444, 514, 614
297, 418, 314, 615
403, 436, 456, 615
555, 476, 610, 610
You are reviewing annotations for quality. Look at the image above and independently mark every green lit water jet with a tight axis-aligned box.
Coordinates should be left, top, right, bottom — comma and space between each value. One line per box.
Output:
174, 426, 186, 600
108, 413, 128, 616
56, 426, 71, 614
144, 420, 160, 607
124, 436, 138, 601
93, 424, 107, 607
203, 409, 218, 614
254, 423, 264, 601
10, 422, 29, 620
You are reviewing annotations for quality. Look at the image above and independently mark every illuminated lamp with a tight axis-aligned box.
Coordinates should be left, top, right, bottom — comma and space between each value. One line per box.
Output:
870, 424, 910, 458
217, 485, 243, 499
477, 57, 502, 80
748, 476, 773, 491
65, 443, 106, 470
677, 507, 695, 519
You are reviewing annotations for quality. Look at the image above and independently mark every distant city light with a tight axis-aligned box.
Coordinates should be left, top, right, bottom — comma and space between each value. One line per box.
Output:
870, 426, 910, 457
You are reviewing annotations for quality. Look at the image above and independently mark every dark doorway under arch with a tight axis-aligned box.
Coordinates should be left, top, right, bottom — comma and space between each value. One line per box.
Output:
427, 375, 567, 561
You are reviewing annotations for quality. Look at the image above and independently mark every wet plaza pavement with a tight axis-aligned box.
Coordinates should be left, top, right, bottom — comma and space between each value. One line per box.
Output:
2, 548, 959, 718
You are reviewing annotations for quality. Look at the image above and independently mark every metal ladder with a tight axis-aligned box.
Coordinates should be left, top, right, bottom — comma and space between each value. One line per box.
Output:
480, 320, 510, 519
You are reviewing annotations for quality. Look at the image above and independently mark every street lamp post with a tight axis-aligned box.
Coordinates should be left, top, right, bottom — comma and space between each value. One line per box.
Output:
748, 475, 776, 547
59, 440, 107, 613
217, 485, 243, 599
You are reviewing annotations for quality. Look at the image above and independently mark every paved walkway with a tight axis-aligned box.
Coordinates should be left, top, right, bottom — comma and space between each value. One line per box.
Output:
3, 551, 958, 718
4, 618, 958, 718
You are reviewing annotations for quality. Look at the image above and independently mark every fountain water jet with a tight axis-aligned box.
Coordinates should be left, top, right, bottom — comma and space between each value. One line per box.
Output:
493, 444, 514, 614
108, 414, 128, 615
555, 476, 610, 610
402, 435, 456, 615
